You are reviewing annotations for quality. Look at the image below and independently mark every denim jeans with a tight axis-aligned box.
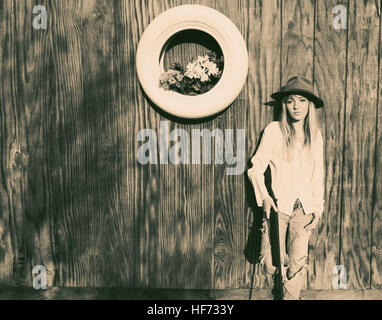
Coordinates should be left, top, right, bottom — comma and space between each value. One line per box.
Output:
259, 199, 314, 300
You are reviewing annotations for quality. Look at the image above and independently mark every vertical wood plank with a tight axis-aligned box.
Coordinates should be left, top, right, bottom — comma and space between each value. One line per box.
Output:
281, 0, 315, 81
244, 0, 281, 290
341, 0, 380, 289
207, 0, 247, 290
128, 0, 162, 288
371, 0, 382, 289
47, 0, 138, 287
98, 0, 140, 289
309, 0, 347, 290
0, 0, 55, 286
47, 0, 92, 286
0, 0, 17, 286
81, 0, 137, 287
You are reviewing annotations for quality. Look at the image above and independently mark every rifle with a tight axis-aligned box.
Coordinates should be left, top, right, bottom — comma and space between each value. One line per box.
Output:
269, 194, 283, 300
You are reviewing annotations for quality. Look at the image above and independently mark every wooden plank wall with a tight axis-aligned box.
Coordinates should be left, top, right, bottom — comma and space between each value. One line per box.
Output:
310, 0, 346, 290
0, 0, 381, 291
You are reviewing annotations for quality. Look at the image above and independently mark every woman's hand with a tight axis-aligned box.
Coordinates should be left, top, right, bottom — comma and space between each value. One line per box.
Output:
263, 196, 278, 220
304, 212, 320, 231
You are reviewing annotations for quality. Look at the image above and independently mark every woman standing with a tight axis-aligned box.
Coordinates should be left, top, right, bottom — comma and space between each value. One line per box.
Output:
247, 76, 325, 300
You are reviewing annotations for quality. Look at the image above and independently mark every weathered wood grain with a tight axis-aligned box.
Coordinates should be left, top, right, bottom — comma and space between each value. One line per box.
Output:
244, 0, 281, 290
0, 0, 14, 286
281, 0, 315, 81
308, 0, 347, 290
128, 0, 163, 288
91, 0, 136, 287
0, 0, 25, 286
341, 0, 380, 289
47, 0, 103, 286
0, 0, 56, 286
208, 0, 248, 290
371, 0, 382, 289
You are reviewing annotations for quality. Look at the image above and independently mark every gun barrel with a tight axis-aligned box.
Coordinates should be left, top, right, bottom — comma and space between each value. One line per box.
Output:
270, 200, 283, 300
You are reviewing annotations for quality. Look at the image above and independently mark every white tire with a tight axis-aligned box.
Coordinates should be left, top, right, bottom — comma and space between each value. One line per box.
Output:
136, 4, 248, 119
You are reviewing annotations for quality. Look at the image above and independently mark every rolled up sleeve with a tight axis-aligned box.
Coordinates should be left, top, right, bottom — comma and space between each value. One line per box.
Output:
247, 127, 272, 207
312, 132, 325, 217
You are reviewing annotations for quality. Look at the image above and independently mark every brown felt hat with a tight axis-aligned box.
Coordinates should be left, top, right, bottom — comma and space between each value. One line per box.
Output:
271, 76, 324, 108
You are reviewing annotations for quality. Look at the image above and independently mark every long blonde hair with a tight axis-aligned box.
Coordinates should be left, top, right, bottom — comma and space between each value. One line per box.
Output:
279, 96, 320, 163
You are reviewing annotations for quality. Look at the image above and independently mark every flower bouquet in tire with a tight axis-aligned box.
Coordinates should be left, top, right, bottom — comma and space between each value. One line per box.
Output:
159, 50, 224, 95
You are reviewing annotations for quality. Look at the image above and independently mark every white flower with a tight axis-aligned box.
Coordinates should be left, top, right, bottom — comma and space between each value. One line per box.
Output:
186, 61, 196, 72
185, 63, 206, 79
185, 70, 197, 79
194, 64, 205, 76
185, 62, 196, 78
203, 61, 220, 76
200, 73, 209, 82
159, 69, 183, 89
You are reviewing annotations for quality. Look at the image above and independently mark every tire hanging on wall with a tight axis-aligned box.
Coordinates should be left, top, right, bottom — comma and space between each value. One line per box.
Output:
136, 4, 249, 119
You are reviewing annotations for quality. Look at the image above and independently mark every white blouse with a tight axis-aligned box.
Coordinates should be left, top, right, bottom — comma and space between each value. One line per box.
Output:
247, 121, 325, 217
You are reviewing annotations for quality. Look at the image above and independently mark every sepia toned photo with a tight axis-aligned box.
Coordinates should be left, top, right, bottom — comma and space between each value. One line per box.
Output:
0, 0, 381, 306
